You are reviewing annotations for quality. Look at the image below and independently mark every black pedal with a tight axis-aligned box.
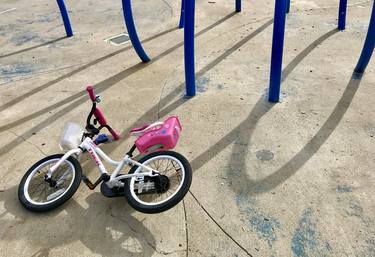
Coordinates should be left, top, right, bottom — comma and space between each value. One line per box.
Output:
100, 182, 125, 198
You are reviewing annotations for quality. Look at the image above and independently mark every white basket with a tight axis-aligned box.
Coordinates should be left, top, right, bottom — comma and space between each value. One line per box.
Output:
60, 122, 84, 151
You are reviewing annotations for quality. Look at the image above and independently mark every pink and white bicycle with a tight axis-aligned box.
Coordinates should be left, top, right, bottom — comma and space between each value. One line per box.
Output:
18, 86, 192, 214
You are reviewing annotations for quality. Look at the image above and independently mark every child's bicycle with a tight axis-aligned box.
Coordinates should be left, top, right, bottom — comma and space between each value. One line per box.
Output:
18, 86, 192, 214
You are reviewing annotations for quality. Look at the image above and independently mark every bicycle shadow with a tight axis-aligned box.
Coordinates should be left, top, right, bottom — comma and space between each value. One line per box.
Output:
0, 186, 157, 257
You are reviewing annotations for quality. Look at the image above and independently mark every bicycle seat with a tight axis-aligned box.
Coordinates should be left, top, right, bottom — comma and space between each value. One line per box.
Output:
134, 116, 182, 154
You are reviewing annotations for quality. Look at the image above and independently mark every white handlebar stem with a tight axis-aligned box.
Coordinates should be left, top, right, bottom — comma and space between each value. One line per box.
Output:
46, 148, 82, 178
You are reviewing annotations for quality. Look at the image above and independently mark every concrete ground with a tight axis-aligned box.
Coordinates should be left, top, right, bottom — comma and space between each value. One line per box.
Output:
0, 0, 374, 256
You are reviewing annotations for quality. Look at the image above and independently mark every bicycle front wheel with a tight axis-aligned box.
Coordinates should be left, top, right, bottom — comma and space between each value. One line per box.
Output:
124, 151, 192, 214
18, 154, 82, 212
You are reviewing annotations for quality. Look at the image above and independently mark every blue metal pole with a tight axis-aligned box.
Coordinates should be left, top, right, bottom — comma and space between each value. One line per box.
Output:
354, 0, 375, 74
338, 0, 348, 30
236, 0, 241, 12
184, 0, 196, 96
179, 0, 185, 28
286, 0, 291, 13
56, 0, 73, 37
122, 0, 150, 62
268, 0, 287, 103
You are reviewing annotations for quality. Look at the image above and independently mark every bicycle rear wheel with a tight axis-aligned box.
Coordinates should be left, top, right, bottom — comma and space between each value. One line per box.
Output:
124, 151, 192, 214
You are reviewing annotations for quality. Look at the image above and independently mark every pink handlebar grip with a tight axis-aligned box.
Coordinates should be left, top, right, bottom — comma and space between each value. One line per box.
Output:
93, 107, 120, 141
93, 108, 107, 126
108, 127, 120, 141
86, 85, 96, 102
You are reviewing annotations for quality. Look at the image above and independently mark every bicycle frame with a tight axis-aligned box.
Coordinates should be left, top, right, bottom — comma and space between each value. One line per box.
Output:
46, 137, 160, 189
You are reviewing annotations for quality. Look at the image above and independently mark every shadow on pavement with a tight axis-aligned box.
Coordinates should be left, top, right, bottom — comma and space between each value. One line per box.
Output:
1, 24, 344, 200
0, 13, 252, 157
188, 28, 355, 196
93, 18, 275, 160
0, 37, 66, 59
235, 74, 362, 195
0, 186, 157, 256
0, 12, 237, 117
0, 27, 179, 113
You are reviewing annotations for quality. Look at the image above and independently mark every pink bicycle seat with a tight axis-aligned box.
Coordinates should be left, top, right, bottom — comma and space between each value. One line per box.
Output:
135, 116, 182, 154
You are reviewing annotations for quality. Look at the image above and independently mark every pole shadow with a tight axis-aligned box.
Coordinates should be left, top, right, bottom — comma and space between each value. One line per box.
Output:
0, 12, 237, 133
185, 28, 353, 197
75, 18, 275, 161
226, 28, 349, 196
0, 186, 158, 257
0, 37, 67, 59
282, 28, 339, 81
0, 27, 178, 113
238, 74, 361, 195
191, 98, 274, 172
0, 18, 273, 169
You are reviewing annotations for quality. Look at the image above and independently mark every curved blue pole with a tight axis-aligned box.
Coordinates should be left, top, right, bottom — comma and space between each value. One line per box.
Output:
236, 0, 241, 12
338, 0, 348, 30
184, 0, 196, 96
179, 0, 185, 28
56, 0, 73, 37
269, 0, 287, 103
354, 0, 375, 75
122, 0, 150, 62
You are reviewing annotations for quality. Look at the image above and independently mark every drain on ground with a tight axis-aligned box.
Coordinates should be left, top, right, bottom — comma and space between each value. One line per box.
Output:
105, 33, 130, 46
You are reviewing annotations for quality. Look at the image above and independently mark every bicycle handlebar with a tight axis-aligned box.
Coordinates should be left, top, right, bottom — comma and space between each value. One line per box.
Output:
86, 85, 120, 141
107, 126, 120, 141
86, 85, 96, 102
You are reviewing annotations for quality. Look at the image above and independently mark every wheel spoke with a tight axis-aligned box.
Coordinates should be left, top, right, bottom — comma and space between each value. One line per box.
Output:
129, 154, 187, 207
29, 183, 45, 193
163, 160, 171, 174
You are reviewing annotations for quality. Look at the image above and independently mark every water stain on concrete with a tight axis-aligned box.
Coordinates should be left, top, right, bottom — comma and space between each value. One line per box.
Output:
196, 76, 210, 93
10, 31, 40, 46
16, 19, 35, 25
249, 215, 281, 247
16, 13, 59, 26
36, 12, 59, 23
0, 24, 16, 37
364, 239, 375, 257
346, 200, 363, 217
235, 195, 281, 248
217, 84, 224, 90
291, 208, 332, 257
0, 63, 33, 83
336, 185, 352, 193
256, 149, 274, 161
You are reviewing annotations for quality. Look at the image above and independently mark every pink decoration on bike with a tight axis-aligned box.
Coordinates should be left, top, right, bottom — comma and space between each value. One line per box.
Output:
86, 85, 96, 102
93, 108, 107, 126
135, 116, 182, 154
